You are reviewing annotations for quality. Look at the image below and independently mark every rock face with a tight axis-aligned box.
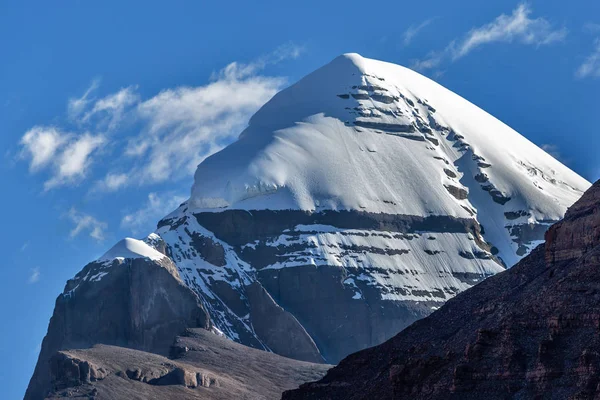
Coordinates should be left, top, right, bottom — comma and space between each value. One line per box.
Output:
158, 207, 505, 364
25, 237, 210, 400
545, 183, 600, 264
44, 328, 330, 400
284, 180, 600, 400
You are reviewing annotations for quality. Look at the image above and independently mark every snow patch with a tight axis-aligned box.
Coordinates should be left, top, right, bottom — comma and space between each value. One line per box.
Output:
99, 238, 165, 262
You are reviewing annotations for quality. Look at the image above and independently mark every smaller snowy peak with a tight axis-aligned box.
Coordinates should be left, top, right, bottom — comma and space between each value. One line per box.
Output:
99, 237, 165, 263
63, 235, 174, 298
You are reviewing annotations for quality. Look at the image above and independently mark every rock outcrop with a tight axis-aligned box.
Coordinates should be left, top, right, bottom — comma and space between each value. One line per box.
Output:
545, 182, 600, 264
284, 180, 600, 400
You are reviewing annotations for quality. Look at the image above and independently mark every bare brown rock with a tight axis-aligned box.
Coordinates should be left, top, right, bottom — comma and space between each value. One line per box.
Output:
545, 182, 600, 264
45, 328, 329, 400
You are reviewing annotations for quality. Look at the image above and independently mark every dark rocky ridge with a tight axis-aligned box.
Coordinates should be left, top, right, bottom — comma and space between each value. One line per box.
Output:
45, 328, 330, 399
26, 256, 210, 400
171, 210, 488, 247
284, 180, 600, 400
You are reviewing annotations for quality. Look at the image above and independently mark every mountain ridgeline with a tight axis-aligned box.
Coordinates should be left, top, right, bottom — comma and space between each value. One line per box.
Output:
26, 54, 589, 399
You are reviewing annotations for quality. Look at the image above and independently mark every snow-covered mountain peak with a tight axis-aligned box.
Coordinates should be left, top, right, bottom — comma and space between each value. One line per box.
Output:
190, 54, 589, 259
39, 54, 591, 373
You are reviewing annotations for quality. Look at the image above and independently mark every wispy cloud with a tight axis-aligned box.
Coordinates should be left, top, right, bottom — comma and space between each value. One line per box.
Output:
19, 127, 68, 171
20, 43, 301, 196
583, 23, 600, 34
67, 208, 107, 241
17, 44, 302, 241
576, 38, 600, 79
82, 86, 139, 130
68, 79, 100, 120
121, 192, 186, 235
211, 42, 304, 81
45, 134, 106, 190
91, 45, 296, 188
451, 4, 567, 60
19, 128, 105, 190
411, 52, 445, 72
28, 267, 41, 284
412, 4, 567, 71
402, 18, 436, 46
541, 143, 563, 162
92, 172, 130, 192
131, 71, 285, 184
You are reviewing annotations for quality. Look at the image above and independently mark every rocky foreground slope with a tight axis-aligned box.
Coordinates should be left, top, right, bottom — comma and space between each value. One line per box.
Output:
284, 179, 600, 399
45, 328, 330, 399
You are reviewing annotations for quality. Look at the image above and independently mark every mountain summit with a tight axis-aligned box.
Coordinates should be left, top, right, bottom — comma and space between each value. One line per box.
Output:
27, 54, 589, 399
191, 53, 588, 266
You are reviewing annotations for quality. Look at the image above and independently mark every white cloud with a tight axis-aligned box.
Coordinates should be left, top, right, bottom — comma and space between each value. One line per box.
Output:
93, 172, 130, 192
28, 267, 41, 284
411, 4, 567, 71
69, 80, 139, 130
270, 42, 304, 62
584, 23, 600, 34
131, 73, 285, 183
67, 208, 107, 241
576, 38, 600, 79
18, 43, 300, 193
20, 127, 69, 171
121, 192, 187, 234
44, 133, 106, 190
451, 4, 566, 60
541, 143, 563, 162
211, 42, 304, 81
19, 128, 105, 190
410, 51, 444, 71
68, 79, 100, 120
102, 46, 294, 185
402, 18, 435, 46
82, 86, 139, 129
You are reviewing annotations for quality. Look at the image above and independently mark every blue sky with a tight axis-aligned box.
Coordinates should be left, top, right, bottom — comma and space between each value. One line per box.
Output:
1, 1, 599, 398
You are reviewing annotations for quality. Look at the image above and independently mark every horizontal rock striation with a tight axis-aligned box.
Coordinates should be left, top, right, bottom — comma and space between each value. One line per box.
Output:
158, 207, 502, 364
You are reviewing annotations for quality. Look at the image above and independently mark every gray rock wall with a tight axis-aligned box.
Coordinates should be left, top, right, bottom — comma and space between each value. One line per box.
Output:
25, 257, 210, 400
